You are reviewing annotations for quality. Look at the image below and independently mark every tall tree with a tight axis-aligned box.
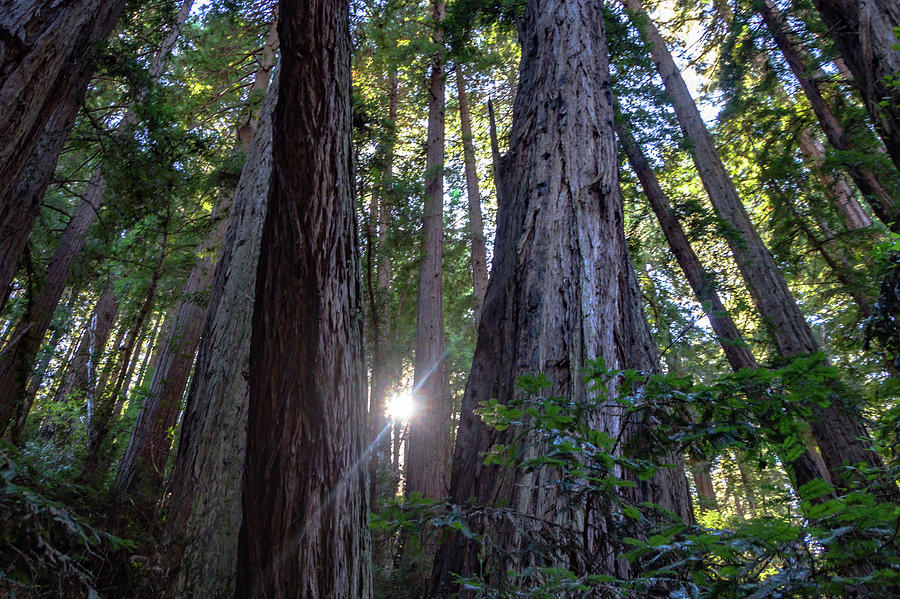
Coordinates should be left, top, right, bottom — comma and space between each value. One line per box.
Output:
166, 59, 279, 599
456, 64, 489, 322
431, 0, 693, 592
0, 0, 127, 225
235, 0, 372, 594
408, 0, 450, 501
114, 203, 229, 498
623, 0, 888, 490
808, 0, 900, 173
759, 0, 898, 231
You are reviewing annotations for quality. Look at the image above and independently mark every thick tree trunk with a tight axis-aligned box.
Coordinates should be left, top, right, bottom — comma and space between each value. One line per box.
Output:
408, 0, 449, 502
760, 0, 897, 231
625, 0, 887, 491
618, 121, 829, 491
235, 0, 372, 595
115, 204, 229, 498
794, 129, 872, 230
456, 64, 489, 323
236, 17, 279, 149
0, 0, 127, 218
165, 76, 276, 597
431, 1, 693, 593
809, 0, 900, 174
0, 192, 100, 436
0, 59, 93, 314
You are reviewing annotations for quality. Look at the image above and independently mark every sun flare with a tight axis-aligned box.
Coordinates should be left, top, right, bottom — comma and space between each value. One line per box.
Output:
385, 391, 415, 422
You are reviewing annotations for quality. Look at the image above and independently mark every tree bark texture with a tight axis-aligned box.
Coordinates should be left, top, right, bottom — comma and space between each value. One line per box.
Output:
235, 0, 372, 595
760, 0, 897, 231
237, 17, 279, 149
115, 208, 227, 497
431, 1, 693, 592
809, 0, 900, 174
625, 0, 887, 489
0, 191, 100, 436
0, 0, 126, 218
408, 0, 450, 502
0, 57, 93, 314
456, 64, 489, 323
165, 67, 278, 599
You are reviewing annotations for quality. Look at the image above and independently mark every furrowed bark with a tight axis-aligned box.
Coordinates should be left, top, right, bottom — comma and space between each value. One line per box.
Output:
408, 0, 449, 502
431, 0, 693, 593
235, 0, 372, 594
809, 0, 900, 174
0, 0, 127, 220
165, 76, 276, 598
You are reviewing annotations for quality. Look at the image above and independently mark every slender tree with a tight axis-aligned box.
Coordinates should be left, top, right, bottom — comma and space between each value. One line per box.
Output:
623, 0, 889, 490
408, 0, 450, 501
235, 0, 372, 594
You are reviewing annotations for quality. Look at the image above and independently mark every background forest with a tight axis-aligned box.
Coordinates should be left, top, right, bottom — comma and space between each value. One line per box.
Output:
1, 0, 899, 596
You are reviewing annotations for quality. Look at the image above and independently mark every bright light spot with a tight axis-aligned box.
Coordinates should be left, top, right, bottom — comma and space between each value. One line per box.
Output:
386, 391, 415, 422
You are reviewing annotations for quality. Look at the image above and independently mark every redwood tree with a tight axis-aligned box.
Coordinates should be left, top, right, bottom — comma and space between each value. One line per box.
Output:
431, 0, 693, 592
235, 0, 372, 595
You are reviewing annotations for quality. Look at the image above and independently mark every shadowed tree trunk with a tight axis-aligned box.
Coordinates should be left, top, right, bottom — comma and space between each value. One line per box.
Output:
456, 64, 489, 323
430, 0, 693, 593
408, 0, 450, 502
115, 203, 229, 498
165, 65, 278, 599
809, 0, 900, 174
0, 0, 127, 222
759, 0, 897, 231
235, 0, 372, 595
624, 0, 889, 491
0, 194, 101, 436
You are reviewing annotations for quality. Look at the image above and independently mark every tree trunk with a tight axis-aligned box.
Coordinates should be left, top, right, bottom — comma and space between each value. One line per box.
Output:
368, 71, 398, 506
116, 203, 229, 498
165, 75, 277, 599
618, 120, 829, 491
408, 0, 449, 502
794, 129, 872, 230
82, 223, 168, 481
759, 0, 897, 231
456, 64, 489, 323
0, 58, 94, 314
235, 0, 372, 595
51, 282, 119, 407
690, 460, 718, 510
0, 192, 100, 436
0, 0, 127, 218
810, 0, 900, 174
624, 0, 888, 491
431, 1, 693, 593
236, 16, 279, 149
